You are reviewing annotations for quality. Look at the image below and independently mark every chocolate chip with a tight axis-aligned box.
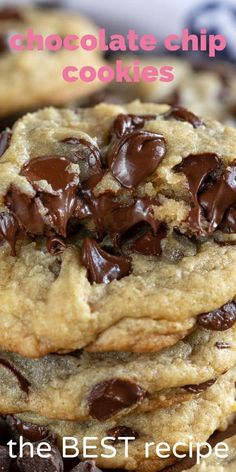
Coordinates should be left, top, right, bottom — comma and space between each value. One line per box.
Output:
0, 7, 23, 21
199, 160, 236, 232
110, 114, 156, 138
197, 301, 236, 331
221, 204, 236, 233
215, 341, 231, 349
175, 155, 236, 235
183, 378, 216, 393
87, 195, 158, 238
7, 155, 80, 238
61, 138, 103, 189
0, 358, 30, 394
164, 106, 204, 128
6, 188, 45, 236
81, 238, 131, 284
7, 417, 52, 443
47, 236, 66, 256
0, 212, 19, 255
0, 446, 11, 471
70, 461, 102, 472
0, 130, 11, 157
17, 441, 63, 472
108, 130, 166, 189
132, 225, 167, 256
174, 153, 222, 233
107, 426, 139, 443
88, 378, 146, 421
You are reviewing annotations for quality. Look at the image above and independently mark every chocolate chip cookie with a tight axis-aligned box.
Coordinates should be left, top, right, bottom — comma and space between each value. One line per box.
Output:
0, 6, 105, 119
1, 102, 236, 356
0, 326, 235, 421
12, 367, 236, 471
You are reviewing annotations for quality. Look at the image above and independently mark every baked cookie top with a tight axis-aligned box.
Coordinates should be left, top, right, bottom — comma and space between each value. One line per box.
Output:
0, 326, 235, 421
0, 6, 105, 117
1, 101, 236, 356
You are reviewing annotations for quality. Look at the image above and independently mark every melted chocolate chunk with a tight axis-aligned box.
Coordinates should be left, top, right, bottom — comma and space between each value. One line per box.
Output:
0, 7, 23, 21
111, 114, 156, 138
175, 155, 236, 234
61, 138, 103, 189
221, 204, 236, 233
6, 189, 45, 236
164, 106, 204, 128
108, 130, 166, 189
88, 378, 146, 421
88, 195, 158, 237
107, 426, 139, 443
183, 378, 216, 393
17, 441, 63, 472
0, 446, 11, 471
197, 301, 236, 331
132, 225, 167, 256
0, 130, 11, 157
215, 341, 231, 349
47, 236, 66, 256
199, 160, 236, 232
0, 212, 19, 255
0, 358, 30, 394
7, 155, 79, 238
81, 238, 131, 284
174, 153, 222, 233
7, 417, 51, 443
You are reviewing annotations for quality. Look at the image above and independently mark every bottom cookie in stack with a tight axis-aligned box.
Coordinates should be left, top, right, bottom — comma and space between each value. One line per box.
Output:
1, 366, 235, 472
1, 420, 236, 472
0, 327, 235, 471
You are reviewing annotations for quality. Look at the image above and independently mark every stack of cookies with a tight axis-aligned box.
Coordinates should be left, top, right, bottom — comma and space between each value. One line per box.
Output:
0, 99, 235, 472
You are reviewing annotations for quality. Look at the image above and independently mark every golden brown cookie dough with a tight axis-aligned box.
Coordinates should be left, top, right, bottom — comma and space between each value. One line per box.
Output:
14, 368, 236, 471
1, 103, 236, 356
0, 327, 235, 421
